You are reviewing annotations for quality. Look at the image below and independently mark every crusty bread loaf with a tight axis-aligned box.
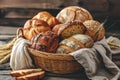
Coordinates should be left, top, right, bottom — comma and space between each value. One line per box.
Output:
31, 31, 59, 53
56, 34, 94, 53
83, 20, 105, 41
19, 19, 51, 41
33, 11, 59, 28
52, 21, 86, 39
16, 71, 45, 80
56, 6, 93, 23
10, 68, 42, 77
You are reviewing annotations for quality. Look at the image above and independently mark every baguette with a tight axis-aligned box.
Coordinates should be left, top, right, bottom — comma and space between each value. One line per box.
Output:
16, 71, 45, 80
10, 69, 42, 77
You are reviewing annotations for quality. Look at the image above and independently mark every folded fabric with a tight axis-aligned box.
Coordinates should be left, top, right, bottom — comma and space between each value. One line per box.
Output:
107, 36, 120, 54
10, 37, 34, 70
70, 37, 120, 80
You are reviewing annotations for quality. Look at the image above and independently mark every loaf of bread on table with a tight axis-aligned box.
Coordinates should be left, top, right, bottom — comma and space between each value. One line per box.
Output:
10, 68, 43, 77
16, 71, 45, 80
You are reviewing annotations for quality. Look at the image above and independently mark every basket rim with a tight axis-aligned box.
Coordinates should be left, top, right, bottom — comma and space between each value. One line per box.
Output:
28, 48, 75, 61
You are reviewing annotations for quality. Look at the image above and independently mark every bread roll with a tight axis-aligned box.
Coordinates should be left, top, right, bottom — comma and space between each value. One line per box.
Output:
33, 11, 59, 28
21, 19, 51, 40
56, 6, 93, 23
83, 20, 105, 41
56, 34, 94, 53
31, 31, 59, 53
52, 21, 86, 39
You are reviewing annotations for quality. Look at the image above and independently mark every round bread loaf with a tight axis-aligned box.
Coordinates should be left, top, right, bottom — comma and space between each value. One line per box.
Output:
33, 11, 59, 28
22, 19, 51, 40
52, 21, 86, 39
83, 20, 105, 41
56, 6, 93, 23
31, 31, 59, 53
56, 34, 94, 53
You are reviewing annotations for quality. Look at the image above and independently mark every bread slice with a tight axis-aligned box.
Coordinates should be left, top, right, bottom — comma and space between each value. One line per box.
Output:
10, 68, 42, 77
58, 21, 86, 39
16, 71, 45, 80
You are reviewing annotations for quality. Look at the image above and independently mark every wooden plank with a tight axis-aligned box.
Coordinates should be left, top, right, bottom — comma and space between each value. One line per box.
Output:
79, 0, 109, 12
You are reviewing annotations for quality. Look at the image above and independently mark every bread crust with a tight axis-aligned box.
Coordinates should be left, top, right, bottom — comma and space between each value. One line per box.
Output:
21, 19, 51, 40
52, 21, 86, 39
56, 34, 94, 53
31, 31, 59, 52
16, 71, 45, 80
33, 11, 59, 28
83, 20, 105, 41
10, 69, 42, 77
56, 6, 93, 23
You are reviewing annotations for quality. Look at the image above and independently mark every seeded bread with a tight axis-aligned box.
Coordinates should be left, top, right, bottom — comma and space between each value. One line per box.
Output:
56, 34, 94, 53
83, 20, 105, 41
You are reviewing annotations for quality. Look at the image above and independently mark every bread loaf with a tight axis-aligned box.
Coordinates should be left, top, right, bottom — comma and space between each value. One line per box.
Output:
56, 34, 94, 53
20, 19, 51, 40
16, 71, 45, 80
52, 21, 86, 39
56, 6, 93, 23
83, 20, 105, 41
31, 31, 59, 53
10, 69, 42, 77
33, 11, 59, 28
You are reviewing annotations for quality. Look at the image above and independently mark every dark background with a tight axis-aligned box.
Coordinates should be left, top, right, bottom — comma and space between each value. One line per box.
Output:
0, 0, 120, 32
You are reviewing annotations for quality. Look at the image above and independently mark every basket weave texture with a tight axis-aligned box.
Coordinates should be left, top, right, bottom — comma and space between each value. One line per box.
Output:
28, 48, 82, 74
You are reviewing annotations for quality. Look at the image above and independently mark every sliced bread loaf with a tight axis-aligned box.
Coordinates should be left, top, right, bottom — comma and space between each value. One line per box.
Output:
52, 21, 86, 39
56, 34, 94, 53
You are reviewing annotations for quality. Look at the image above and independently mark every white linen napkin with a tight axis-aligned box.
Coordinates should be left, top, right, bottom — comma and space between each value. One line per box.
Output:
10, 37, 34, 70
70, 37, 120, 80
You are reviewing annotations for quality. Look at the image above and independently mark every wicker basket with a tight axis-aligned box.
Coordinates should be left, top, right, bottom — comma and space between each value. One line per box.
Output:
28, 48, 82, 74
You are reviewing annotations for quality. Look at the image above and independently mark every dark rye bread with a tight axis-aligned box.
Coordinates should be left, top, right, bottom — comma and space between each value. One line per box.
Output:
53, 21, 86, 39
31, 31, 59, 53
